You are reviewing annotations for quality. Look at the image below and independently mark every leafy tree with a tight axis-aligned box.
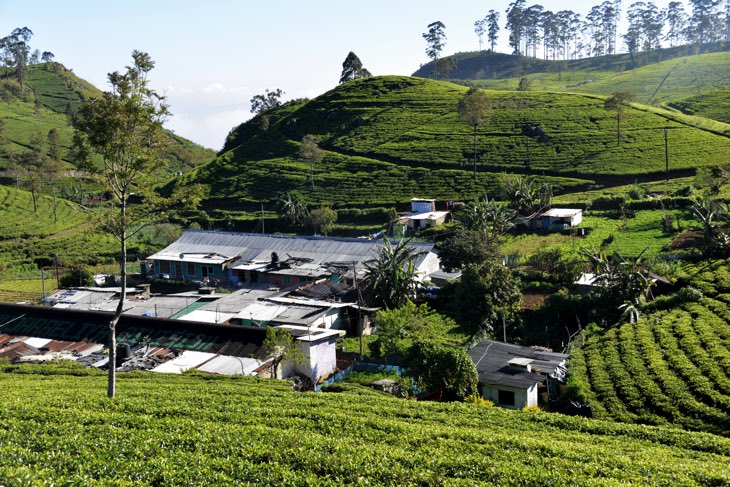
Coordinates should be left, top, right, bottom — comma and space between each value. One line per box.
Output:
686, 0, 723, 44
59, 265, 94, 288
474, 19, 486, 50
47, 128, 61, 161
73, 51, 200, 398
277, 190, 308, 228
371, 301, 461, 359
339, 51, 372, 84
249, 88, 284, 115
664, 1, 687, 46
14, 148, 44, 212
406, 341, 478, 401
450, 261, 521, 338
517, 77, 533, 91
486, 10, 501, 52
604, 91, 634, 146
457, 87, 492, 178
263, 327, 306, 380
2, 27, 33, 90
363, 238, 425, 309
506, 0, 527, 55
303, 206, 337, 236
423, 21, 446, 75
434, 57, 456, 80
439, 228, 501, 271
43, 131, 64, 223
526, 248, 583, 287
299, 134, 324, 190
40, 51, 54, 63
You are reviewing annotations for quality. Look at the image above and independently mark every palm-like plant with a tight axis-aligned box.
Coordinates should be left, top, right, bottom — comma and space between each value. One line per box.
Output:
692, 197, 730, 257
455, 196, 517, 240
504, 176, 554, 222
363, 238, 425, 309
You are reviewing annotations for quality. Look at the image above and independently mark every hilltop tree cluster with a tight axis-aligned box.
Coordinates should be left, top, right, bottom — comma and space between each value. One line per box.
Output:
468, 0, 729, 61
0, 27, 54, 90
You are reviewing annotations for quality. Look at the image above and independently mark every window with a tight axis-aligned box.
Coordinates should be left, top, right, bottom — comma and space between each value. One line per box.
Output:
186, 262, 195, 276
159, 261, 170, 274
202, 266, 214, 278
283, 276, 291, 285
498, 390, 515, 406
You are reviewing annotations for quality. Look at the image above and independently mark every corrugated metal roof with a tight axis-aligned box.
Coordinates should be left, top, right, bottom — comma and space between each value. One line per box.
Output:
148, 231, 434, 269
195, 355, 262, 375
541, 208, 582, 218
151, 351, 217, 374
468, 340, 568, 390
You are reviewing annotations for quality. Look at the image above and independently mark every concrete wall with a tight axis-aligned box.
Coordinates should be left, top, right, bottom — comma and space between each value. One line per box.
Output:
417, 252, 441, 281
481, 383, 538, 410
294, 337, 337, 382
154, 260, 225, 281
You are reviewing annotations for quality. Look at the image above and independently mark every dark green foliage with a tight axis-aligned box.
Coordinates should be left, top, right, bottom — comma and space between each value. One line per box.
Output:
59, 265, 93, 288
445, 260, 522, 336
526, 248, 583, 287
339, 52, 372, 84
406, 341, 478, 400
303, 206, 337, 236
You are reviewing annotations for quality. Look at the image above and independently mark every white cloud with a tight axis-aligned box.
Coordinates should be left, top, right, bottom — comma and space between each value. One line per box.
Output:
167, 108, 253, 151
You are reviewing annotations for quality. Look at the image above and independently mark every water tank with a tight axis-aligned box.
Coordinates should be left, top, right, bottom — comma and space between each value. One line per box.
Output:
115, 343, 132, 365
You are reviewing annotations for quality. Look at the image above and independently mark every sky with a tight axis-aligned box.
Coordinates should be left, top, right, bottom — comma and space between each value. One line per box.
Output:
1, 0, 687, 150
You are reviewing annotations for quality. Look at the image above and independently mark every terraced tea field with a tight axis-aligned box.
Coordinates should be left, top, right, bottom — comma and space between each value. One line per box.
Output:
0, 364, 728, 485
180, 75, 729, 215
570, 260, 730, 436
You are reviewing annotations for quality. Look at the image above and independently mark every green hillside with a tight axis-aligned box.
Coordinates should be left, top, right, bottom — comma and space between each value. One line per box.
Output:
0, 184, 116, 275
469, 52, 730, 108
0, 364, 728, 485
177, 76, 729, 219
0, 63, 215, 176
569, 260, 730, 435
413, 42, 729, 82
670, 88, 730, 124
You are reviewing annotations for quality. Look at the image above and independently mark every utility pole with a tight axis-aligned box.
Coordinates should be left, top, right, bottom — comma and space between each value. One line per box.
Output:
352, 261, 364, 357
525, 140, 530, 173
663, 128, 669, 181
41, 268, 46, 306
261, 203, 265, 234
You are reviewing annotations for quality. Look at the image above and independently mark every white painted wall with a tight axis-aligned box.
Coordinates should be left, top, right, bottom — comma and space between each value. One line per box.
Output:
417, 252, 441, 281
281, 337, 337, 382
481, 383, 538, 410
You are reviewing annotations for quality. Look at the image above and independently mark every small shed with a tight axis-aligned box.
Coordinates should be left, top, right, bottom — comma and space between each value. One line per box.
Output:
468, 340, 568, 409
537, 208, 583, 231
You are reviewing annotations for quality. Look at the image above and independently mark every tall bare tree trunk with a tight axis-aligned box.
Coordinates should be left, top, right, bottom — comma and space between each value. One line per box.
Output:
108, 200, 127, 398
473, 125, 478, 178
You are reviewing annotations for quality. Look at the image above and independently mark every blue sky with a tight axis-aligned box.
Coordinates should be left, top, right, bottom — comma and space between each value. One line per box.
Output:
1, 0, 685, 149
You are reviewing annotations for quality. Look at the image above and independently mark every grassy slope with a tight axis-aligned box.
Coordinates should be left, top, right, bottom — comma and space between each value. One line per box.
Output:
469, 52, 730, 107
569, 260, 730, 435
413, 42, 729, 81
179, 76, 729, 213
0, 365, 728, 485
0, 64, 215, 174
0, 184, 117, 277
670, 87, 730, 124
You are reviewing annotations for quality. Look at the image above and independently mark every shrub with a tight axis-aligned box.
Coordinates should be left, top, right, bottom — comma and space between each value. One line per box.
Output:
465, 394, 494, 407
59, 265, 94, 288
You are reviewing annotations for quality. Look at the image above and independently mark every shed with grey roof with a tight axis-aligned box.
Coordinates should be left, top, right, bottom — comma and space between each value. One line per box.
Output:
468, 340, 568, 409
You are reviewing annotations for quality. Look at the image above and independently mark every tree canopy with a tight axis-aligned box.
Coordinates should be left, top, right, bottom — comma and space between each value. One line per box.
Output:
250, 88, 284, 115
339, 51, 372, 84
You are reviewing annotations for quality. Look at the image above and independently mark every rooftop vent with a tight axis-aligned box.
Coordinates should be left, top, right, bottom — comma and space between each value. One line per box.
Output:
508, 357, 533, 373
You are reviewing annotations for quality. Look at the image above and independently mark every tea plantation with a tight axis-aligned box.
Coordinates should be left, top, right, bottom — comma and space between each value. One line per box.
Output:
569, 260, 730, 436
179, 75, 729, 218
0, 364, 728, 486
0, 64, 214, 176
